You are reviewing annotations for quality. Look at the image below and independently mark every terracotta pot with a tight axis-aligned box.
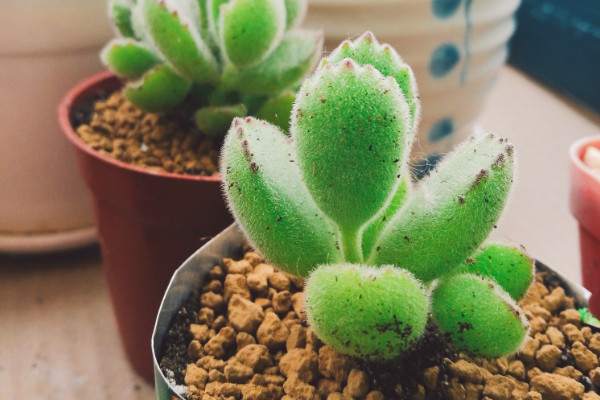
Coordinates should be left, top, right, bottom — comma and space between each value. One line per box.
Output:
58, 71, 233, 383
570, 136, 600, 318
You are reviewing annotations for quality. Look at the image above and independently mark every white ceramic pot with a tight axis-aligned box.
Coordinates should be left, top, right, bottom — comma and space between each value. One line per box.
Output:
306, 0, 521, 163
0, 1, 112, 252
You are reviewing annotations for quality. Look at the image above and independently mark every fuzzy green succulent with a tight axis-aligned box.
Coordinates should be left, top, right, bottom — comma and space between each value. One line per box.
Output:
102, 0, 321, 135
221, 32, 534, 360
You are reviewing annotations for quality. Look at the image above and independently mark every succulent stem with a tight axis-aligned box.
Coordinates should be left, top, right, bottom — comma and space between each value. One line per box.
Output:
341, 228, 362, 263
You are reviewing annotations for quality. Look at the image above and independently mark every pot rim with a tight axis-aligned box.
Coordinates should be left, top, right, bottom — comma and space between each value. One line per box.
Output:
570, 135, 600, 180
58, 70, 222, 183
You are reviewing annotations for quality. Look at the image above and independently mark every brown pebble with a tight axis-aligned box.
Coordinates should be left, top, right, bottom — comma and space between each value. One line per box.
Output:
244, 251, 263, 266
255, 297, 272, 310
212, 315, 227, 331
209, 368, 226, 382
346, 369, 369, 397
236, 332, 257, 351
590, 367, 600, 386
465, 382, 483, 400
508, 360, 526, 380
204, 326, 236, 358
283, 375, 319, 400
563, 323, 585, 343
184, 364, 208, 389
269, 272, 291, 291
525, 392, 542, 400
197, 356, 226, 371
198, 307, 215, 325
326, 393, 343, 400
530, 316, 548, 336
482, 375, 515, 400
582, 327, 593, 343
318, 345, 356, 382
554, 366, 583, 381
224, 360, 254, 383
523, 303, 552, 321
223, 258, 253, 275
209, 265, 225, 280
535, 333, 551, 346
444, 377, 466, 400
572, 341, 599, 372
279, 348, 319, 383
316, 379, 341, 398
584, 392, 600, 400
257, 312, 289, 350
236, 344, 273, 372
188, 340, 203, 360
560, 309, 582, 327
541, 287, 566, 313
202, 279, 223, 293
291, 292, 306, 320
448, 359, 483, 384
224, 274, 251, 301
201, 291, 224, 310
228, 294, 264, 333
287, 324, 307, 351
530, 373, 584, 400
519, 337, 540, 364
521, 282, 550, 306
590, 334, 600, 356
547, 326, 566, 349
423, 366, 440, 391
365, 390, 385, 400
190, 324, 210, 343
536, 344, 562, 371
273, 291, 292, 314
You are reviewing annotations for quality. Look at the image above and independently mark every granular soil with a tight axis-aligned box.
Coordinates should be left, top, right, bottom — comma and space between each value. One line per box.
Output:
73, 91, 220, 176
159, 251, 600, 400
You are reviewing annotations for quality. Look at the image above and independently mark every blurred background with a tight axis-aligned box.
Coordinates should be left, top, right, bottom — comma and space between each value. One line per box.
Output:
1, 0, 599, 398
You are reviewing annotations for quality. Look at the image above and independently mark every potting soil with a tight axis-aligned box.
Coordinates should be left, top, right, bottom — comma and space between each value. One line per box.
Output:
160, 250, 600, 400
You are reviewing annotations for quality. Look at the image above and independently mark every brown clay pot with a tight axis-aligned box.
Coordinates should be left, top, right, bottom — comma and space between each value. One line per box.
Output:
58, 71, 233, 383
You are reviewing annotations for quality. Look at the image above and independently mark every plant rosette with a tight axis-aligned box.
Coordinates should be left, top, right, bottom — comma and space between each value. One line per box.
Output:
153, 227, 600, 400
152, 33, 600, 397
59, 0, 321, 383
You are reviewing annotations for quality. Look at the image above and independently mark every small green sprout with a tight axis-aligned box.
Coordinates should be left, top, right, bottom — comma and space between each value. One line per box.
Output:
221, 32, 533, 360
101, 0, 321, 134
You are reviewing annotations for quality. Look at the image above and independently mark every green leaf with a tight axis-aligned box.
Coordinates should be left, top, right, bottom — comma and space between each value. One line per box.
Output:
256, 91, 295, 133
324, 31, 420, 133
283, 0, 307, 30
123, 65, 192, 111
369, 135, 515, 282
305, 264, 429, 359
194, 104, 247, 137
221, 117, 342, 277
461, 243, 534, 301
143, 0, 219, 83
292, 60, 411, 237
432, 273, 529, 357
223, 29, 323, 95
101, 39, 159, 79
221, 0, 286, 68
110, 0, 137, 38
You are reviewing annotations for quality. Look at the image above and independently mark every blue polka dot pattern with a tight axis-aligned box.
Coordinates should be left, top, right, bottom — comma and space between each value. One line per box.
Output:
428, 117, 454, 142
413, 152, 444, 180
430, 43, 460, 78
432, 0, 462, 19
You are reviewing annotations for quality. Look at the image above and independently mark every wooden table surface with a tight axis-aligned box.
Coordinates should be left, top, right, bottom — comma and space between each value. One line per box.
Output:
1, 66, 600, 399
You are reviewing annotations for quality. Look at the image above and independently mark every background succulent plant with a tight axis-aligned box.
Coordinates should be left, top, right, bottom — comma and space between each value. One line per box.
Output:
221, 32, 534, 360
102, 0, 322, 135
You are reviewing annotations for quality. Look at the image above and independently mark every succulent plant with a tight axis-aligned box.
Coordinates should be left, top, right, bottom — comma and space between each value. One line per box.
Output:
102, 0, 321, 135
221, 32, 533, 360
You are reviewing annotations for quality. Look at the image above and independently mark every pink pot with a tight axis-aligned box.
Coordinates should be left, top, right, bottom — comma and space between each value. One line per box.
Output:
58, 71, 233, 383
570, 136, 600, 318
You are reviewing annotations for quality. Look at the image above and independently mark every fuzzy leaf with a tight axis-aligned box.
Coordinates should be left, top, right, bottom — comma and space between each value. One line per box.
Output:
284, 0, 308, 29
292, 59, 411, 239
221, 0, 286, 68
110, 0, 137, 38
123, 65, 192, 111
306, 264, 429, 359
461, 243, 534, 301
432, 273, 529, 357
143, 0, 219, 83
324, 32, 420, 133
361, 177, 410, 257
206, 0, 229, 46
223, 30, 323, 95
369, 134, 515, 282
221, 117, 342, 277
101, 39, 159, 79
256, 91, 295, 133
194, 104, 247, 137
